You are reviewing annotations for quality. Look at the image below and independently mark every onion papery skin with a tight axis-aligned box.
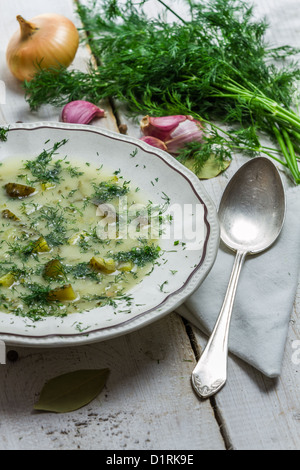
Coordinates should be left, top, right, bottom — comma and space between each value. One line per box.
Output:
6, 13, 79, 81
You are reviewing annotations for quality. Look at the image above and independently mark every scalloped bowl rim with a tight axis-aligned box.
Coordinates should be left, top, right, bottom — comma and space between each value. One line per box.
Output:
0, 122, 220, 347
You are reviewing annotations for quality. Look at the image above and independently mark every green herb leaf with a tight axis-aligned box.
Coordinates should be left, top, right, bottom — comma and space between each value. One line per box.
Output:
22, 0, 300, 184
34, 368, 110, 413
92, 180, 130, 203
112, 244, 161, 266
0, 126, 9, 142
25, 139, 68, 183
182, 154, 231, 179
177, 140, 232, 179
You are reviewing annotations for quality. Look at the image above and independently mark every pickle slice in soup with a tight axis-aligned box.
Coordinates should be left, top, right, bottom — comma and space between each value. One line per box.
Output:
48, 284, 77, 301
31, 236, 51, 253
43, 260, 65, 279
0, 273, 15, 287
2, 209, 20, 221
90, 256, 117, 274
5, 183, 35, 198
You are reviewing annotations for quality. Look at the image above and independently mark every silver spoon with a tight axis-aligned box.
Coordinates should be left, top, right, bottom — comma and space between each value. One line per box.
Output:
191, 157, 286, 399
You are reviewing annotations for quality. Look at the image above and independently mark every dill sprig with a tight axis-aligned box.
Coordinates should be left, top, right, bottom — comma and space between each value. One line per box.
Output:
112, 244, 161, 267
25, 139, 68, 183
23, 0, 300, 183
0, 126, 9, 142
92, 180, 130, 203
20, 283, 52, 306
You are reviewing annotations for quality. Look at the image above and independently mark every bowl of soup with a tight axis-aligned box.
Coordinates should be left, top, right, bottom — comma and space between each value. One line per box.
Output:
0, 122, 219, 347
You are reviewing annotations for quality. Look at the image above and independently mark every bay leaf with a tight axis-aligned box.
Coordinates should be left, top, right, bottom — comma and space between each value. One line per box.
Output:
182, 155, 231, 179
34, 368, 110, 413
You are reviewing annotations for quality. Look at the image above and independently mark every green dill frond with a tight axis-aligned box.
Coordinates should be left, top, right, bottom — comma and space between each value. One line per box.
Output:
24, 139, 68, 182
0, 126, 9, 142
112, 245, 161, 267
22, 0, 300, 183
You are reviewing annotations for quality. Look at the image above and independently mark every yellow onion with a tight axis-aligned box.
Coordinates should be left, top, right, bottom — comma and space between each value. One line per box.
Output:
6, 13, 79, 81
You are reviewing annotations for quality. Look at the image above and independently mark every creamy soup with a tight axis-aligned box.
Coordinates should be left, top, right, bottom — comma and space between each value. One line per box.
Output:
0, 139, 161, 320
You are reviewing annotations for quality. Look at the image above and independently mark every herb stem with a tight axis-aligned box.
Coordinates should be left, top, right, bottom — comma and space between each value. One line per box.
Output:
156, 0, 187, 24
22, 0, 300, 184
272, 124, 300, 183
282, 128, 300, 175
212, 76, 300, 127
203, 119, 287, 165
215, 84, 300, 130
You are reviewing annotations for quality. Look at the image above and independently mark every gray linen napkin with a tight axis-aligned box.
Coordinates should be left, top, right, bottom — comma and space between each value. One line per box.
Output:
176, 185, 300, 377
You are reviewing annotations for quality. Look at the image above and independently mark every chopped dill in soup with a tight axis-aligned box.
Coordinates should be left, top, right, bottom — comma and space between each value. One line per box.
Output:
0, 140, 161, 320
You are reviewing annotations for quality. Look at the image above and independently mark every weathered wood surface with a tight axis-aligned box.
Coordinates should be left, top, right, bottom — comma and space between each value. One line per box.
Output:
0, 0, 299, 451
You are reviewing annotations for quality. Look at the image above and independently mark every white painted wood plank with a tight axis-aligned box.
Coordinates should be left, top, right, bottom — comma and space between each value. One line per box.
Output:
188, 0, 300, 450
0, 314, 225, 450
109, 0, 300, 450
0, 0, 225, 451
189, 313, 300, 450
187, 134, 300, 450
182, 129, 300, 450
1, 0, 299, 451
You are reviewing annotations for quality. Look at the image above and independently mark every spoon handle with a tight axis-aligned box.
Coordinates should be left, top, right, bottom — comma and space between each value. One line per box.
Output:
191, 250, 247, 399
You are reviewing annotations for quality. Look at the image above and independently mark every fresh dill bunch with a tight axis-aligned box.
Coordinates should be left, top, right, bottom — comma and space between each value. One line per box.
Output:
23, 0, 300, 183
24, 0, 300, 116
24, 0, 300, 117
24, 67, 105, 110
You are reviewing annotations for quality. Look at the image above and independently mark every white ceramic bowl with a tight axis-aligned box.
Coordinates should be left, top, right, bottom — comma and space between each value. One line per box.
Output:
0, 122, 219, 347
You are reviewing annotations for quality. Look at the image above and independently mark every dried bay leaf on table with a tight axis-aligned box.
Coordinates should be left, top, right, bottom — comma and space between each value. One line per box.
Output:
34, 368, 110, 413
181, 155, 231, 179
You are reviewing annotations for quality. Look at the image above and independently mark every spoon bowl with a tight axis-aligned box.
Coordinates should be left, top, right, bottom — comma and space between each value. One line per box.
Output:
191, 157, 286, 398
219, 157, 285, 254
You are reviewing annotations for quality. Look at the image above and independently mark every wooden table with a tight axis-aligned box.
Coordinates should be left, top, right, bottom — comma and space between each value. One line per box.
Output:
0, 0, 299, 451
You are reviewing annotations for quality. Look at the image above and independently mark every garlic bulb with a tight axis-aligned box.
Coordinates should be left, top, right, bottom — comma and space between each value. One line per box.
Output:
6, 13, 79, 81
140, 115, 204, 154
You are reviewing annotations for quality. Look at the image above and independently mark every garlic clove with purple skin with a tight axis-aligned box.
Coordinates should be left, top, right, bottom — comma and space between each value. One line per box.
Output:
166, 118, 204, 154
141, 115, 187, 141
61, 100, 105, 124
140, 115, 204, 155
140, 136, 168, 151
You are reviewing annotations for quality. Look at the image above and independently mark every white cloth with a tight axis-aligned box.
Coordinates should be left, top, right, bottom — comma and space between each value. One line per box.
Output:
175, 0, 300, 378
176, 185, 300, 377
